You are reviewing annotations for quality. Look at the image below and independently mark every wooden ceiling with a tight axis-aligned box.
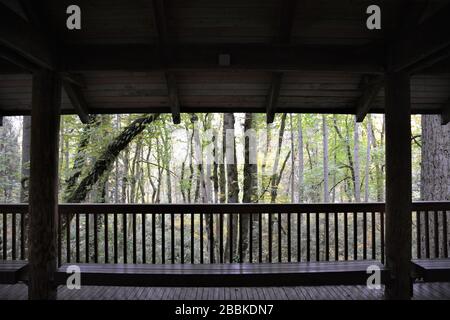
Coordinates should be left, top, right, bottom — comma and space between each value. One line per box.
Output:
0, 0, 449, 124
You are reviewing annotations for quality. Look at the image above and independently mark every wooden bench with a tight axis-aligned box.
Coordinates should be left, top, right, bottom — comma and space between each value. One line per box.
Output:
0, 260, 28, 284
55, 260, 387, 287
411, 259, 450, 282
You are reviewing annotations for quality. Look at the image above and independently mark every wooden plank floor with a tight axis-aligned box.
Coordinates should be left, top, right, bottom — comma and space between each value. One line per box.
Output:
0, 283, 449, 300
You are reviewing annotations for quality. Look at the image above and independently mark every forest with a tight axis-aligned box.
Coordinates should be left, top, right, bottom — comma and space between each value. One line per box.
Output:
0, 113, 449, 264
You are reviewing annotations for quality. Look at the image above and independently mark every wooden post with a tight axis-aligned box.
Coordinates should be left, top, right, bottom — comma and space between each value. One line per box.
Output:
384, 71, 412, 299
28, 70, 61, 300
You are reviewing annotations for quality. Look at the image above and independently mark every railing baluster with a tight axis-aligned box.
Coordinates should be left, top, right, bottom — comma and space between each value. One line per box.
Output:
57, 215, 61, 266
259, 213, 263, 263
171, 212, 175, 264
230, 213, 234, 263
2, 213, 6, 259
306, 212, 310, 262
380, 211, 385, 264
133, 212, 137, 264
76, 213, 80, 263
353, 212, 357, 260
268, 213, 272, 263
278, 212, 282, 263
443, 210, 448, 258
334, 212, 338, 261
416, 211, 421, 259
371, 212, 376, 260
315, 212, 319, 261
325, 212, 329, 261
94, 214, 98, 263
12, 213, 16, 260
20, 213, 25, 260
142, 213, 146, 263
180, 213, 184, 264
85, 213, 89, 263
344, 212, 348, 260
249, 214, 253, 263
105, 213, 108, 263
425, 210, 430, 258
67, 214, 71, 263
363, 211, 367, 260
297, 212, 301, 262
161, 213, 165, 264
220, 213, 224, 263
287, 212, 291, 262
123, 213, 127, 264
114, 213, 118, 263
191, 213, 194, 264
210, 214, 214, 263
200, 213, 204, 264
434, 210, 439, 258
239, 214, 243, 263
152, 213, 156, 264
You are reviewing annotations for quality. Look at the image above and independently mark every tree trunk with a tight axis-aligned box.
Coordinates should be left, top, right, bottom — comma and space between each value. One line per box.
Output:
64, 114, 159, 204
421, 115, 450, 258
365, 116, 372, 202
270, 113, 287, 203
223, 113, 239, 261
298, 115, 304, 203
323, 115, 329, 202
242, 113, 258, 261
354, 118, 361, 202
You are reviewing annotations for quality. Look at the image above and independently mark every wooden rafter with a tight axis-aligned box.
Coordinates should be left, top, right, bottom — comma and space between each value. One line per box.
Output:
266, 0, 297, 123
151, 0, 180, 124
63, 81, 90, 124
355, 75, 384, 122
442, 98, 450, 125
0, 2, 54, 70
391, 3, 450, 73
266, 72, 283, 124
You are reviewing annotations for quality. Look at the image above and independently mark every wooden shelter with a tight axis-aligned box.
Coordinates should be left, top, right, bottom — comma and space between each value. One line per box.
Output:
1, 0, 450, 300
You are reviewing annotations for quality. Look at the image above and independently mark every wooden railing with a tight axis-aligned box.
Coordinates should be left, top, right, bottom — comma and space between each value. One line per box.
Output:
0, 202, 449, 265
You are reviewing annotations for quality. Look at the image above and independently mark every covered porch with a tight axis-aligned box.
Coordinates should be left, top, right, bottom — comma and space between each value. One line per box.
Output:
1, 0, 450, 300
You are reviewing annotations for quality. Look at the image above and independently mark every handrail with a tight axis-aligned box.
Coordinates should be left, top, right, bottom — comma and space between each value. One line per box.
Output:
0, 201, 449, 214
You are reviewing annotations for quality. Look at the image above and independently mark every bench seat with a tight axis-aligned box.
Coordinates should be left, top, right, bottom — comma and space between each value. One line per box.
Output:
411, 259, 450, 282
0, 260, 28, 284
55, 260, 387, 287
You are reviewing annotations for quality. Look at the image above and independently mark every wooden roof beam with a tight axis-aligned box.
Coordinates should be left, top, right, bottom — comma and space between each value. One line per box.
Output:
442, 99, 450, 125
62, 80, 91, 124
266, 72, 282, 124
391, 3, 450, 73
62, 44, 384, 73
355, 75, 384, 122
0, 2, 54, 70
166, 72, 181, 124
266, 0, 297, 124
151, 0, 180, 124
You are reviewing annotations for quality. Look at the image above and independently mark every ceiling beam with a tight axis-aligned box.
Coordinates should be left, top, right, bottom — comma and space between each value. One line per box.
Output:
62, 44, 384, 74
266, 0, 298, 123
0, 2, 54, 70
166, 72, 181, 124
355, 75, 384, 122
442, 99, 450, 125
151, 0, 180, 124
266, 72, 282, 123
391, 3, 450, 73
63, 81, 91, 124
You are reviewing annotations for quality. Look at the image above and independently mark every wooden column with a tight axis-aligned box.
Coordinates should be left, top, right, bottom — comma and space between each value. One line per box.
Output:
384, 71, 412, 299
28, 70, 61, 300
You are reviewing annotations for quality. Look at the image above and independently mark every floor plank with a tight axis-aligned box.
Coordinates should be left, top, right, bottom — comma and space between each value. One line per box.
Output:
1, 283, 449, 300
